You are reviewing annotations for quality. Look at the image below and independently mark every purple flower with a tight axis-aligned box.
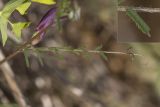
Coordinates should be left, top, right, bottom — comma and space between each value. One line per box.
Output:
36, 7, 57, 33
32, 7, 57, 45
32, 6, 68, 45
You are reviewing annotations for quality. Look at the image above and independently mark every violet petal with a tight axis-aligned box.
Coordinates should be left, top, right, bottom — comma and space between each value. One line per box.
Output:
36, 7, 57, 32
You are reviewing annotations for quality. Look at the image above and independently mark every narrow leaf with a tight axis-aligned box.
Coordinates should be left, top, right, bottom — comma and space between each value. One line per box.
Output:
24, 49, 30, 67
37, 55, 44, 66
2, 0, 26, 18
35, 51, 44, 66
126, 8, 151, 37
0, 17, 8, 46
16, 2, 31, 15
31, 0, 56, 5
100, 53, 108, 61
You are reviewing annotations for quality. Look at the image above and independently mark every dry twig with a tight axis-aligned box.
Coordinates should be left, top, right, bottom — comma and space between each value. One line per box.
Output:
0, 50, 28, 107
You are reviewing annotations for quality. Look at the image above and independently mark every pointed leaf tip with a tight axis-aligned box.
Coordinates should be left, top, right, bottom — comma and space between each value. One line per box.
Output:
16, 2, 31, 15
12, 22, 30, 38
0, 17, 8, 46
31, 0, 56, 5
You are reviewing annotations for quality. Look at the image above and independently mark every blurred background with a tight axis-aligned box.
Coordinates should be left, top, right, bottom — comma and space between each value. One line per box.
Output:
0, 0, 160, 107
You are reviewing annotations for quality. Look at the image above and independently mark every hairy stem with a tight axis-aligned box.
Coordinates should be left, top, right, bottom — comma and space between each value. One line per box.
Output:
26, 47, 141, 57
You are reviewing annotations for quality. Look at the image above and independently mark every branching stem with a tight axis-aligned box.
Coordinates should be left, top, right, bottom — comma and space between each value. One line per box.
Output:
0, 6, 152, 65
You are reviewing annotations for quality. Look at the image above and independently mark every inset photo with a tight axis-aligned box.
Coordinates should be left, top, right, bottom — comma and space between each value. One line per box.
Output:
118, 0, 160, 42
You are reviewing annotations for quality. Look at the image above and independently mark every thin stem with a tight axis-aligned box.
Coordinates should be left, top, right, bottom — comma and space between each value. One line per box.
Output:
118, 6, 160, 13
26, 47, 142, 57
0, 14, 54, 65
0, 30, 43, 65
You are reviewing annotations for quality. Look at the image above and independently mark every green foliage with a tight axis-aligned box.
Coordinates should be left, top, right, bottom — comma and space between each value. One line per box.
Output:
35, 50, 44, 66
56, 0, 71, 30
100, 53, 108, 61
0, 17, 8, 46
1, 0, 26, 18
31, 0, 56, 5
37, 53, 44, 66
0, 0, 26, 45
126, 8, 151, 37
12, 22, 30, 38
0, 0, 71, 46
16, 1, 31, 15
24, 49, 30, 67
95, 45, 108, 60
